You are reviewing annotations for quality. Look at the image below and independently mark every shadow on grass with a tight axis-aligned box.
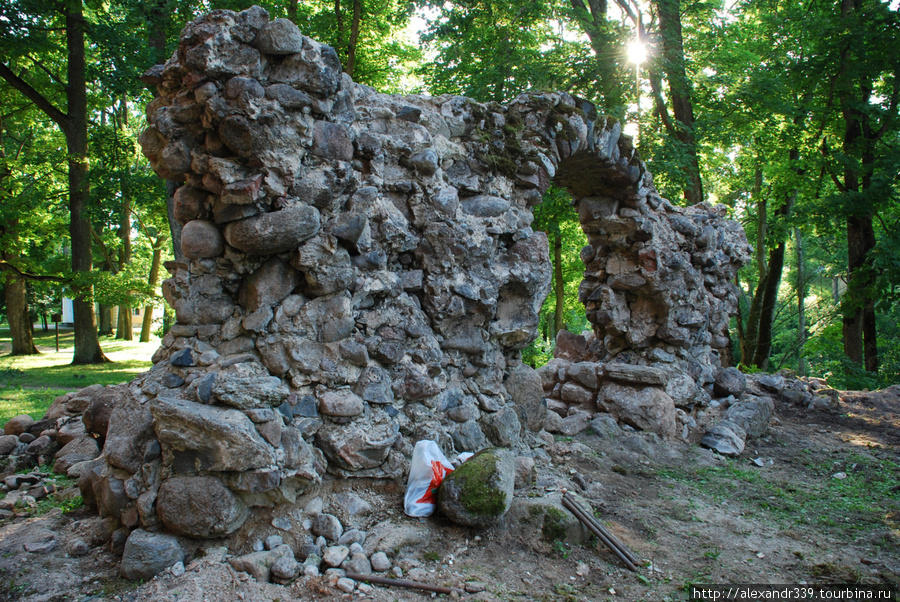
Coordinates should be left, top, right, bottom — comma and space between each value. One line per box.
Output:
0, 332, 157, 423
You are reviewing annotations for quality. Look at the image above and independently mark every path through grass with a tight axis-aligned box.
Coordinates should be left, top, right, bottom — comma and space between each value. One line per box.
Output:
0, 325, 157, 424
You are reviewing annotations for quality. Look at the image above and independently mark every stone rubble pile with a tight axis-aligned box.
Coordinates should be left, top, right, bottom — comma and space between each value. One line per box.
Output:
2, 5, 755, 544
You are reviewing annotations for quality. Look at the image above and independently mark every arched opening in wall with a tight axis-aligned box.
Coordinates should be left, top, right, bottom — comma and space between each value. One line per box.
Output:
524, 186, 589, 368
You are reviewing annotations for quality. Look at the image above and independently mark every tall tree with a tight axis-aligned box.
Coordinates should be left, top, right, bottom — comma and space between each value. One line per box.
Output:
419, 0, 568, 102
828, 0, 899, 372
0, 115, 39, 355
0, 0, 108, 363
650, 0, 703, 204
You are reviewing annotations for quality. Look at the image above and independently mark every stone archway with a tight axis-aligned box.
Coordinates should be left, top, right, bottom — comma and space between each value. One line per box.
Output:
81, 6, 750, 540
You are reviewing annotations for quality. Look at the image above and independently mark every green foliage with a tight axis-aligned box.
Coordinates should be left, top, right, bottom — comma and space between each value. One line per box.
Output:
525, 187, 589, 367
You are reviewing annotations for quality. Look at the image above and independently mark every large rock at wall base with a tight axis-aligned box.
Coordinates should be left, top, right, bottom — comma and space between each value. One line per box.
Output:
504, 364, 547, 432
156, 475, 249, 538
713, 367, 747, 398
78, 460, 134, 522
4, 414, 34, 436
103, 392, 156, 474
597, 382, 677, 438
120, 529, 186, 581
438, 448, 515, 528
83, 385, 130, 441
150, 397, 276, 472
281, 427, 326, 481
224, 205, 321, 255
315, 417, 399, 472
723, 395, 774, 439
700, 420, 746, 456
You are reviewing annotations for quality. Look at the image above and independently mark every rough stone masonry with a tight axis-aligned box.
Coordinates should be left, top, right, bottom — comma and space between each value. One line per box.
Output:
77, 6, 751, 539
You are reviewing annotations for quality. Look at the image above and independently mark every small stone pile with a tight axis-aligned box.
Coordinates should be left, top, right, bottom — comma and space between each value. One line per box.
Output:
537, 353, 690, 439
699, 369, 842, 456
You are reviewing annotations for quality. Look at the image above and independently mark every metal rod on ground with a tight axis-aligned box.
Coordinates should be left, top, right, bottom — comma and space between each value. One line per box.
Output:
345, 572, 464, 596
561, 494, 638, 571
563, 490, 640, 565
561, 497, 638, 572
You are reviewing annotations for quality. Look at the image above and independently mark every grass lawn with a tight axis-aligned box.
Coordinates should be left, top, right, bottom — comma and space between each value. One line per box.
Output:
0, 324, 158, 425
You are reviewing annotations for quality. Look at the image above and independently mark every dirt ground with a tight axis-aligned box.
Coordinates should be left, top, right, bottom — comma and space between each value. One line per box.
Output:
1, 385, 898, 602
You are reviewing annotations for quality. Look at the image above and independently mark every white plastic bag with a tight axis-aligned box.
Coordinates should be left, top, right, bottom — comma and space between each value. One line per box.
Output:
403, 440, 454, 517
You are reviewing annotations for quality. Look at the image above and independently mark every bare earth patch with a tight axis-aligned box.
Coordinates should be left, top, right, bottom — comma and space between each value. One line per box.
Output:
1, 387, 898, 602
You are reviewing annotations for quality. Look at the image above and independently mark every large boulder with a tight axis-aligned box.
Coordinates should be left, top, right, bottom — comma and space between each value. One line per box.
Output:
3, 414, 34, 436
83, 385, 131, 441
597, 381, 677, 437
723, 394, 774, 439
701, 420, 747, 456
504, 363, 546, 432
713, 367, 747, 398
150, 397, 276, 472
120, 529, 185, 580
103, 394, 155, 474
156, 476, 249, 538
438, 448, 515, 528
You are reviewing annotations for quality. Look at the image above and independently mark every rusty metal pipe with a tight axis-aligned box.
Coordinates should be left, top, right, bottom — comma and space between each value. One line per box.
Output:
563, 490, 640, 565
345, 572, 464, 595
562, 495, 638, 571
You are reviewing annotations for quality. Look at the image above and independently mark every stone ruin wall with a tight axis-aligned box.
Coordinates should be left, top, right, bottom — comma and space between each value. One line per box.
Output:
77, 6, 751, 539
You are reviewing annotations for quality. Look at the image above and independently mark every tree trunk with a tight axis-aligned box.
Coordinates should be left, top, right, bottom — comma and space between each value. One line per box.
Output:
837, 0, 880, 372
654, 0, 703, 204
568, 0, 628, 108
553, 232, 564, 338
740, 166, 767, 364
750, 240, 787, 370
754, 166, 766, 276
5, 274, 40, 355
347, 0, 362, 78
140, 241, 164, 342
795, 227, 806, 376
98, 303, 113, 336
117, 154, 133, 340
845, 213, 877, 369
744, 142, 800, 369
66, 0, 107, 364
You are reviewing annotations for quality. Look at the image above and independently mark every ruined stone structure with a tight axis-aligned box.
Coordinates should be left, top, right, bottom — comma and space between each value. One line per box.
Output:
77, 6, 750, 539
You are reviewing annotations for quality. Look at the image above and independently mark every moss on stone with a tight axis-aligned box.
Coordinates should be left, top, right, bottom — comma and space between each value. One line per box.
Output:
541, 506, 568, 541
455, 449, 508, 517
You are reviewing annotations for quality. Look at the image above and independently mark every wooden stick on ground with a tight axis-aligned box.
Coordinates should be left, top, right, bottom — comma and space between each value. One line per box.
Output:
345, 572, 464, 596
